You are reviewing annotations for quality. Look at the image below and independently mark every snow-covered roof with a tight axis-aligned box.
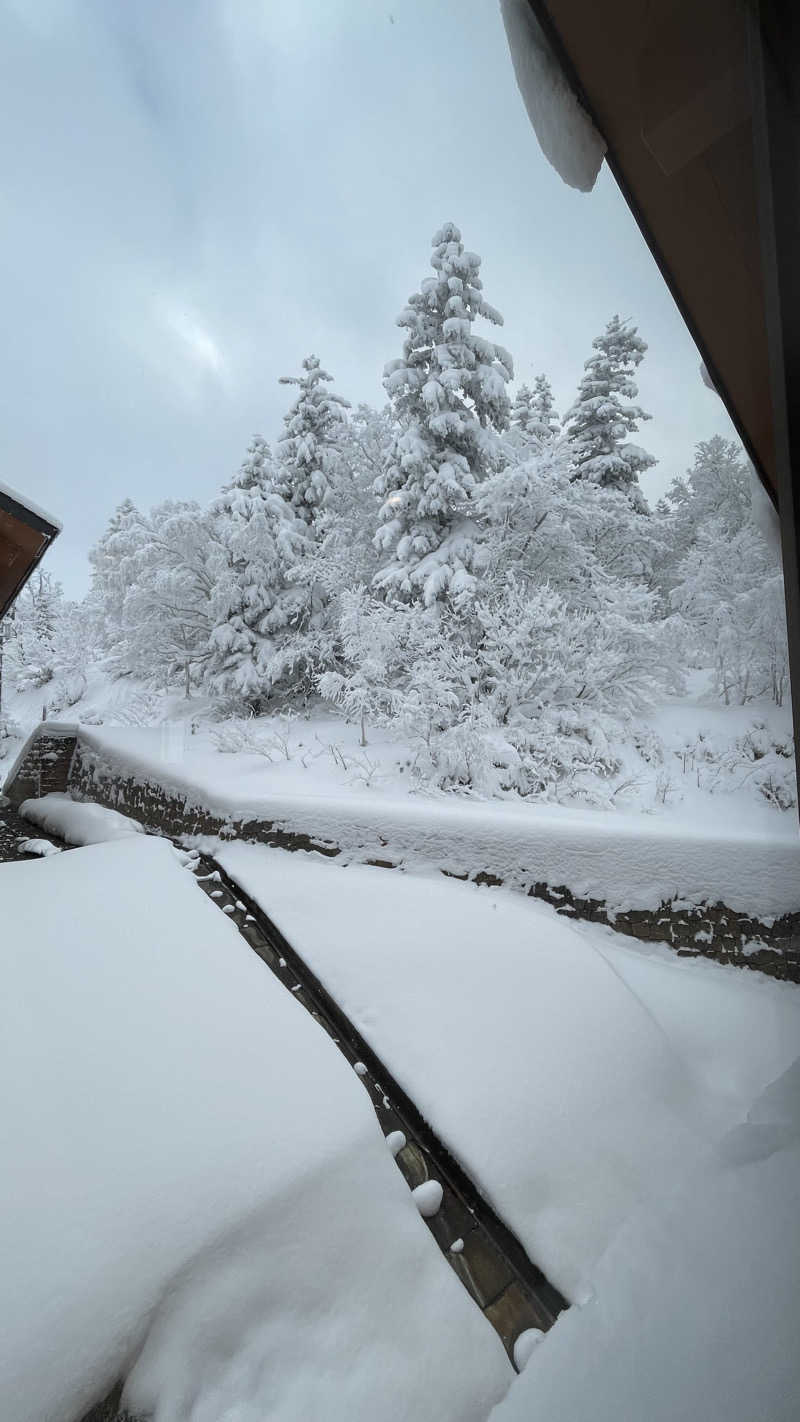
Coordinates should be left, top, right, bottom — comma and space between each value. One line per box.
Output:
0, 478, 61, 533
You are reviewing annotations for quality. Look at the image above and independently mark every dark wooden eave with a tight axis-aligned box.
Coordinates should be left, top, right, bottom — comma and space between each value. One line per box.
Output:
523, 0, 800, 790
524, 0, 775, 503
0, 487, 60, 621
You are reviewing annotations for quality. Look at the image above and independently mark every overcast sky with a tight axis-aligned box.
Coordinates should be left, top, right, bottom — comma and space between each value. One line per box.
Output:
0, 0, 738, 597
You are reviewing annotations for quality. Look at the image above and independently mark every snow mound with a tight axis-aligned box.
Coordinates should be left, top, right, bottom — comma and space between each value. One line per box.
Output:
17, 837, 61, 857
219, 845, 800, 1302
490, 1056, 800, 1422
0, 836, 509, 1422
499, 0, 606, 191
19, 791, 144, 845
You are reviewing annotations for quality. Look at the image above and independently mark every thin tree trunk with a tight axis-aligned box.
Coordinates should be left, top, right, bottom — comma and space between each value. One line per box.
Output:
360, 708, 367, 747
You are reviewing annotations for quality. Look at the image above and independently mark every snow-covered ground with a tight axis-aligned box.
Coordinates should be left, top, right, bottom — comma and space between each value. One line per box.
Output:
491, 1056, 800, 1422
217, 844, 800, 1302
45, 704, 797, 916
217, 843, 800, 1421
5, 808, 800, 1420
0, 835, 510, 1422
5, 662, 797, 915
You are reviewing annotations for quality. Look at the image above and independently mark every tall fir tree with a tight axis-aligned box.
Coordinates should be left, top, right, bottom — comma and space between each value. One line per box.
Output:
232, 434, 274, 493
374, 221, 513, 606
529, 373, 560, 439
564, 315, 655, 502
274, 356, 350, 528
510, 383, 536, 437
510, 375, 559, 444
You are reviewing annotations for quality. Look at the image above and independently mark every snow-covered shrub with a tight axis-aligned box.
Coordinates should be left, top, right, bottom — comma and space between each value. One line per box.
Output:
210, 715, 297, 763
109, 690, 165, 727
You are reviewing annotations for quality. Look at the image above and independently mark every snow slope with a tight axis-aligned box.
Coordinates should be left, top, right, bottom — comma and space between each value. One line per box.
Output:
68, 720, 800, 917
217, 845, 800, 1303
0, 836, 509, 1422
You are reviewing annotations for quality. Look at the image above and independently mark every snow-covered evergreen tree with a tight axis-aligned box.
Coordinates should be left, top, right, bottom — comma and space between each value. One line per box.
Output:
529, 373, 560, 440
206, 444, 307, 710
510, 384, 535, 439
4, 570, 63, 691
233, 435, 274, 493
274, 356, 350, 529
564, 315, 654, 502
88, 498, 147, 653
374, 221, 513, 606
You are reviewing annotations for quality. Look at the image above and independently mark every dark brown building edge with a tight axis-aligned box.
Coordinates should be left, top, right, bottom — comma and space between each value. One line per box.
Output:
522, 0, 800, 790
749, 0, 800, 799
0, 485, 60, 624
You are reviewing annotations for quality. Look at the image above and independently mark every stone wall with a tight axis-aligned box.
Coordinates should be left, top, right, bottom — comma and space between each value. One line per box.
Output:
63, 739, 800, 982
2, 724, 77, 805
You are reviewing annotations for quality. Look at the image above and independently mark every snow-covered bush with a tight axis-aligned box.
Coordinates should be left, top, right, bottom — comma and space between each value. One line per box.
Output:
210, 714, 297, 763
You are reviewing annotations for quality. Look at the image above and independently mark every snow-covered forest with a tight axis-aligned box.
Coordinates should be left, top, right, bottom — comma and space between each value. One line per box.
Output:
1, 223, 793, 813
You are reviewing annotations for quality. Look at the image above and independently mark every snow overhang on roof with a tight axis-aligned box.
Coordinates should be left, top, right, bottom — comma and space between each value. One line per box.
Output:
0, 480, 61, 621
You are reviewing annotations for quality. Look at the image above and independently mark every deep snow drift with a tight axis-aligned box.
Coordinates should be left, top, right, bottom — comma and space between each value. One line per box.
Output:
489, 1057, 800, 1422
218, 845, 800, 1304
0, 836, 510, 1422
217, 843, 800, 1421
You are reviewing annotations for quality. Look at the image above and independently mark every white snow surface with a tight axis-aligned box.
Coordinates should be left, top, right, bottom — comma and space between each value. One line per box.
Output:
218, 844, 800, 1303
499, 0, 606, 191
19, 791, 144, 845
490, 1056, 800, 1422
71, 722, 800, 917
17, 837, 61, 857
0, 836, 509, 1422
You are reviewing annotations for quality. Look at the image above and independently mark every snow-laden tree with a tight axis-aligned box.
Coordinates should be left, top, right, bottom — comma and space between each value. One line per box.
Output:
105, 501, 217, 695
2, 572, 94, 709
529, 373, 560, 440
663, 435, 789, 706
510, 383, 536, 440
564, 315, 654, 502
88, 499, 151, 656
3, 570, 64, 691
374, 221, 513, 606
275, 355, 351, 529
234, 434, 274, 492
317, 586, 404, 746
672, 519, 789, 707
476, 434, 593, 599
206, 444, 308, 711
666, 435, 752, 539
